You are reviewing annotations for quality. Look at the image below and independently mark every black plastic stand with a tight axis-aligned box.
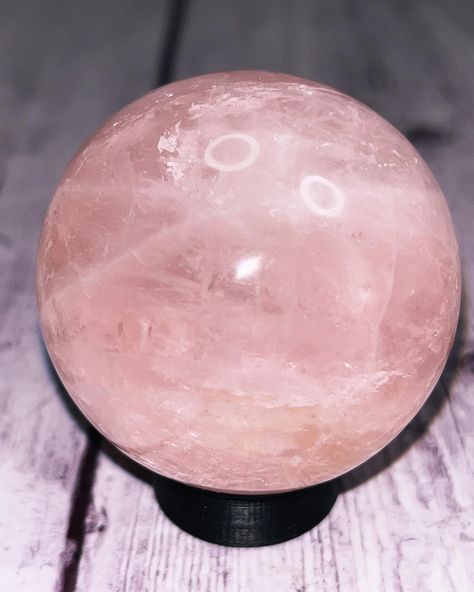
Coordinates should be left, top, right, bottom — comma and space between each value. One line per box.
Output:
154, 475, 339, 547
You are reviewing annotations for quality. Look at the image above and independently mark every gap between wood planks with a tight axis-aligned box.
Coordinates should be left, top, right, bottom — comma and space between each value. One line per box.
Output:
55, 1, 191, 590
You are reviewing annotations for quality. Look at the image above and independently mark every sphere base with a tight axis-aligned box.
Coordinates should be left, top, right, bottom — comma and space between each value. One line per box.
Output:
154, 475, 339, 547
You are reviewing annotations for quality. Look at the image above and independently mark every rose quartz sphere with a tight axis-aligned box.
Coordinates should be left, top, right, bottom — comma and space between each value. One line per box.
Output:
37, 72, 460, 493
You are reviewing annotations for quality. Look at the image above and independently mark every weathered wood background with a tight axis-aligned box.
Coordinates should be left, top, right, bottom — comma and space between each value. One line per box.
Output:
1, 1, 473, 590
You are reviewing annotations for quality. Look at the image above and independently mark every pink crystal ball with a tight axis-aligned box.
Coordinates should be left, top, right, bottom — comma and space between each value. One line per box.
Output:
37, 71, 460, 493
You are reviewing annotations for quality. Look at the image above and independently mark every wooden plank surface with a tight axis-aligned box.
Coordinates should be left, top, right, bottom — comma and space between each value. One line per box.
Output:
1, 0, 473, 591
0, 1, 167, 591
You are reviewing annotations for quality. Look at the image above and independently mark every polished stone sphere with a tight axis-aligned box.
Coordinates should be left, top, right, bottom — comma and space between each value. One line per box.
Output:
37, 71, 460, 493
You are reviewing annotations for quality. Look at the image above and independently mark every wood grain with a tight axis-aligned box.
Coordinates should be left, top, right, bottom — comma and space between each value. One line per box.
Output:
1, 0, 473, 590
0, 1, 167, 590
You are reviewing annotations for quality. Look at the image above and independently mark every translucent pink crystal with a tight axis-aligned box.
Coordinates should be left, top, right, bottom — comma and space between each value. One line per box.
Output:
37, 72, 460, 493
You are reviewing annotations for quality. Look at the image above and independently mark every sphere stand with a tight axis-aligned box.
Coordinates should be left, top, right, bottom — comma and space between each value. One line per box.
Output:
154, 475, 339, 547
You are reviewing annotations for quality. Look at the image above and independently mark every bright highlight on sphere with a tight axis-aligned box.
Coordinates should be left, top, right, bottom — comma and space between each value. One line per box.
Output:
37, 71, 460, 493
